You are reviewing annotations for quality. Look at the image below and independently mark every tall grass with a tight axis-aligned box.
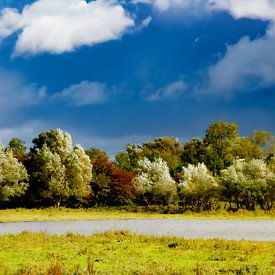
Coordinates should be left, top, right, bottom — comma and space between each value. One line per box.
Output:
0, 231, 274, 274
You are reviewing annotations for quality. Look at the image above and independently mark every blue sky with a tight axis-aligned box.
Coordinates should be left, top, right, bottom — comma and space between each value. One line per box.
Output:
0, 0, 274, 156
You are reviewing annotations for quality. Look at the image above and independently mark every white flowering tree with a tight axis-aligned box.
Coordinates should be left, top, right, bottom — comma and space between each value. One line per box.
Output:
65, 145, 92, 200
0, 146, 28, 202
221, 159, 275, 210
134, 157, 177, 206
179, 163, 218, 211
27, 129, 92, 207
37, 145, 67, 207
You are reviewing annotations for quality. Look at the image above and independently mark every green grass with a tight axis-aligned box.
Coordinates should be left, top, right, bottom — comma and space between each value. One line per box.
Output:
0, 207, 275, 223
0, 231, 274, 274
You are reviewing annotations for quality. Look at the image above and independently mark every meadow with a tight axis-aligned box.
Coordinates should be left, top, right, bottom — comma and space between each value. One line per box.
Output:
0, 231, 274, 274
1, 207, 275, 223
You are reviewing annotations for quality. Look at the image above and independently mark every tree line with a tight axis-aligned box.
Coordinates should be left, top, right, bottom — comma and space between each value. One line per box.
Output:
0, 121, 274, 212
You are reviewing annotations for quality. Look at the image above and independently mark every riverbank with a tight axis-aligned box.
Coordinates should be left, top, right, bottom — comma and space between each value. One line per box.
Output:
1, 207, 275, 223
0, 231, 274, 274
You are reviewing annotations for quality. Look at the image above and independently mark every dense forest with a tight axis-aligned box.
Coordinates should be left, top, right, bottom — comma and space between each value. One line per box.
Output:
0, 121, 274, 212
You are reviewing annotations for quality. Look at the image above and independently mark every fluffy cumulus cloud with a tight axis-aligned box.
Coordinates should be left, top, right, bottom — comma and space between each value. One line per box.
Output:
0, 0, 134, 55
54, 81, 109, 106
0, 68, 46, 111
198, 25, 275, 97
196, 1, 275, 97
137, 0, 275, 97
209, 0, 275, 21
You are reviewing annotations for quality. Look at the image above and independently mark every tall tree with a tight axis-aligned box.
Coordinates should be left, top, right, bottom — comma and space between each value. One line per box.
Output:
0, 146, 28, 203
116, 137, 184, 176
26, 129, 92, 207
181, 138, 207, 166
220, 159, 275, 211
179, 163, 218, 211
6, 138, 27, 162
134, 157, 177, 207
91, 154, 135, 206
204, 121, 239, 175
231, 137, 262, 160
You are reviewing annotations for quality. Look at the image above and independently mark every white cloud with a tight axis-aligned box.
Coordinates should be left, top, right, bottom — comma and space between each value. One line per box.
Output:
145, 80, 188, 101
209, 0, 275, 21
54, 81, 109, 106
135, 0, 275, 20
0, 0, 134, 55
205, 0, 275, 97
137, 0, 275, 98
0, 68, 46, 111
195, 21, 275, 97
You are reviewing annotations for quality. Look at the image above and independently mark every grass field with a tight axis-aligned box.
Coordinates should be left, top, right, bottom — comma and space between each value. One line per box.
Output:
0, 231, 274, 274
0, 207, 275, 223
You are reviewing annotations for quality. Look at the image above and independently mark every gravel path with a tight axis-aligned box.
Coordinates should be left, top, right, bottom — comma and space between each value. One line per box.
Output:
1, 219, 275, 241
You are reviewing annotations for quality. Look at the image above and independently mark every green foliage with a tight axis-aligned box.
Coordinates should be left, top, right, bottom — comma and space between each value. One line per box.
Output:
0, 122, 274, 212
117, 137, 184, 175
85, 147, 108, 161
26, 129, 92, 207
115, 151, 132, 172
204, 121, 239, 175
251, 130, 272, 146
220, 159, 275, 211
181, 138, 207, 166
0, 146, 28, 202
142, 137, 184, 174
38, 146, 68, 207
231, 137, 262, 159
6, 138, 27, 161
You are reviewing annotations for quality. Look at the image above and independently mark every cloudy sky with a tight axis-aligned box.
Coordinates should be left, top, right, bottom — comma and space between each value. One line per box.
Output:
0, 0, 274, 156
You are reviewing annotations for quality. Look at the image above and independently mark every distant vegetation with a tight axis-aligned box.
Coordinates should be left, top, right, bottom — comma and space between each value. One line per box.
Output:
0, 121, 274, 212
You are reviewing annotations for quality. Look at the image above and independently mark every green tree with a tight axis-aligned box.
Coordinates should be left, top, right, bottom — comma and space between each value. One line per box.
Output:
0, 146, 28, 203
181, 138, 207, 166
204, 121, 239, 175
231, 137, 262, 160
37, 145, 68, 207
116, 137, 184, 176
251, 131, 275, 158
141, 137, 184, 174
115, 151, 132, 172
251, 131, 272, 147
86, 147, 108, 162
6, 138, 27, 161
26, 129, 92, 207
220, 159, 275, 211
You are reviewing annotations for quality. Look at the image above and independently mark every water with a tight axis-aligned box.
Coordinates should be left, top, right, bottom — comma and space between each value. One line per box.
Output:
0, 219, 274, 241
